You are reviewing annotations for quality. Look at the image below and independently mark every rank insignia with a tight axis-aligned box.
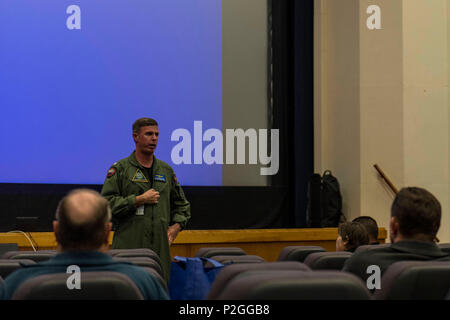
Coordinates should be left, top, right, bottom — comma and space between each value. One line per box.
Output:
132, 169, 149, 182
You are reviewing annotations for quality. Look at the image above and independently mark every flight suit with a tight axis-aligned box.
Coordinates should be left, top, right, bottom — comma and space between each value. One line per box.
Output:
101, 151, 191, 282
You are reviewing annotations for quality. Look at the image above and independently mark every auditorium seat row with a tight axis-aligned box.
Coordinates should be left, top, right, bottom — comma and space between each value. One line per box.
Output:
2, 245, 450, 299
0, 270, 143, 300
0, 248, 167, 292
7, 259, 450, 300
210, 259, 450, 300
193, 246, 352, 270
11, 271, 144, 300
190, 243, 450, 271
193, 245, 450, 300
195, 247, 367, 299
209, 265, 369, 300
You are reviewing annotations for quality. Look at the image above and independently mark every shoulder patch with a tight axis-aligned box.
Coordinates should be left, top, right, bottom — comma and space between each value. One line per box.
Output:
107, 167, 116, 178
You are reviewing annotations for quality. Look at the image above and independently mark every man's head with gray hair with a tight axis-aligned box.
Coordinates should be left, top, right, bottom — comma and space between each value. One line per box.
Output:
54, 189, 112, 252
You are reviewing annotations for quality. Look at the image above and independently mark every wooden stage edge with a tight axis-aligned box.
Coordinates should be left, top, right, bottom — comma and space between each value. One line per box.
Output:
0, 228, 387, 262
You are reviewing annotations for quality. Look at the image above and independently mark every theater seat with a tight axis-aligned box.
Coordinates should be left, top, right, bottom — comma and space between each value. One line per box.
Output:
12, 271, 144, 300
438, 243, 450, 254
2, 250, 57, 262
372, 261, 450, 300
304, 251, 352, 270
0, 244, 19, 258
214, 270, 370, 300
108, 248, 161, 266
194, 247, 246, 258
113, 256, 163, 278
208, 255, 265, 265
207, 261, 310, 299
0, 259, 36, 278
277, 246, 326, 262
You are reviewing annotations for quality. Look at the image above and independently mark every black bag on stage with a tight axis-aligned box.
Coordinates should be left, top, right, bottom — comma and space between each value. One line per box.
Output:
306, 170, 344, 227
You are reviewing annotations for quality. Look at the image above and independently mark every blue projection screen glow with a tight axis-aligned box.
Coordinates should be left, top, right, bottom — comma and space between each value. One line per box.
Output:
0, 1, 222, 185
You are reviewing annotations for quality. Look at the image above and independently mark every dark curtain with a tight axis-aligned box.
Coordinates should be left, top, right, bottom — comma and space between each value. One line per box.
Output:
270, 0, 314, 227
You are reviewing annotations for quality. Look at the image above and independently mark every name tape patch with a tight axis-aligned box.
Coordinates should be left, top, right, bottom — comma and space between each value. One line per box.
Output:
154, 174, 166, 182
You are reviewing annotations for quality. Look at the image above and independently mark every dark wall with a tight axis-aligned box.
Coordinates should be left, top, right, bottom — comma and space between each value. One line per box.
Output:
0, 184, 289, 232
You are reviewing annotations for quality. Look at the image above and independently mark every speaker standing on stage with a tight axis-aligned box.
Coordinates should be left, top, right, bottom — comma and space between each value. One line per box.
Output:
101, 118, 191, 282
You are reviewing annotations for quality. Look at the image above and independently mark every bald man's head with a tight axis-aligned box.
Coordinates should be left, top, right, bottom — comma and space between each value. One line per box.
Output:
54, 189, 111, 251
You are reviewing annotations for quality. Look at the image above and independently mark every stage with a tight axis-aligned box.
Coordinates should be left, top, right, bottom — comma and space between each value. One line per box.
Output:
0, 228, 387, 261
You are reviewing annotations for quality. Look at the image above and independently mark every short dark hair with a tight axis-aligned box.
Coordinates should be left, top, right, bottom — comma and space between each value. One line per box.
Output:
391, 187, 441, 241
352, 216, 379, 242
338, 221, 370, 252
55, 189, 111, 251
132, 118, 158, 133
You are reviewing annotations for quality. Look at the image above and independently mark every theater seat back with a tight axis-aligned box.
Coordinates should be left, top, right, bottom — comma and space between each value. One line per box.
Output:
209, 255, 265, 265
207, 261, 310, 299
277, 246, 326, 262
108, 248, 161, 266
438, 243, 450, 254
304, 251, 352, 270
2, 250, 57, 262
113, 256, 163, 278
215, 270, 370, 300
12, 271, 144, 300
0, 259, 36, 278
0, 244, 19, 258
194, 247, 246, 258
372, 261, 450, 300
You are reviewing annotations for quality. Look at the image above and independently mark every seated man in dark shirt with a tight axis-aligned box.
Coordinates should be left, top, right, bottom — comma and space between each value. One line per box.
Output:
343, 187, 450, 283
0, 189, 169, 300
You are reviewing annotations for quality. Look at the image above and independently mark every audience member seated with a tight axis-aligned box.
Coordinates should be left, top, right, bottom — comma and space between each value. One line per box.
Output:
0, 189, 169, 300
343, 187, 450, 284
352, 216, 380, 244
336, 222, 369, 252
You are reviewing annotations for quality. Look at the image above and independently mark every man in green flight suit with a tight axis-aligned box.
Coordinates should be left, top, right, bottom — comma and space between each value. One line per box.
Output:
101, 117, 191, 283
